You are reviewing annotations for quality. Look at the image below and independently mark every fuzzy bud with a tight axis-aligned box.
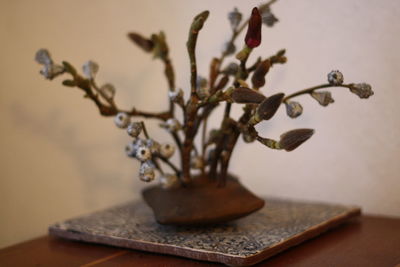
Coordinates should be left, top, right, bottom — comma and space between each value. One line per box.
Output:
160, 118, 182, 132
114, 112, 131, 128
191, 156, 204, 169
82, 60, 99, 79
145, 139, 160, 154
285, 101, 303, 118
99, 83, 116, 100
160, 174, 179, 189
40, 64, 64, 80
228, 7, 242, 31
311, 91, 334, 106
159, 143, 175, 158
222, 62, 239, 76
222, 41, 236, 56
168, 89, 184, 103
261, 8, 278, 27
35, 49, 53, 65
136, 145, 152, 162
327, 70, 344, 85
196, 76, 210, 99
127, 122, 142, 138
349, 83, 374, 99
139, 161, 155, 182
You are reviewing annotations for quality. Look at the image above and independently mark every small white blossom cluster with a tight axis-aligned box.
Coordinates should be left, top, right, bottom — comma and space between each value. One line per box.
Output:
160, 118, 182, 132
196, 76, 210, 99
35, 49, 64, 80
82, 60, 99, 79
115, 112, 178, 187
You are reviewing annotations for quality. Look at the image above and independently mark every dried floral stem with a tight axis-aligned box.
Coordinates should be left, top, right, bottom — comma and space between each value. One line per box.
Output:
157, 155, 181, 177
140, 121, 149, 139
283, 83, 350, 102
181, 10, 210, 184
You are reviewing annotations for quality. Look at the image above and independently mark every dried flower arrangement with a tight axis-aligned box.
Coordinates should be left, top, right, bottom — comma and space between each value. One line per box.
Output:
35, 1, 373, 225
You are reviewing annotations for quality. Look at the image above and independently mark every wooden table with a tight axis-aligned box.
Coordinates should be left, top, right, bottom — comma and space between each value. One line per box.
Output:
1, 215, 399, 266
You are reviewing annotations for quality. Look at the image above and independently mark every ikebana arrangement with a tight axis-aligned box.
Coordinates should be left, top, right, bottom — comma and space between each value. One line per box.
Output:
35, 1, 373, 225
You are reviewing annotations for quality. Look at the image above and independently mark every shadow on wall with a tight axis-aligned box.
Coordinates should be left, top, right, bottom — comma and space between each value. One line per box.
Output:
8, 101, 137, 208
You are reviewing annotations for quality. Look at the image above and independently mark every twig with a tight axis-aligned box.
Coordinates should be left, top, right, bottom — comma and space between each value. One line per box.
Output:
283, 83, 350, 102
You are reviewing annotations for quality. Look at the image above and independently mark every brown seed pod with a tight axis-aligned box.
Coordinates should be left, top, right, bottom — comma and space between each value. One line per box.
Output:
231, 87, 266, 104
279, 128, 315, 151
251, 59, 271, 88
127, 32, 154, 52
256, 93, 285, 120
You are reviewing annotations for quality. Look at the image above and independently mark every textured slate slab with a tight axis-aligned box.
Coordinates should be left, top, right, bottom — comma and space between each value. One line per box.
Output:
49, 198, 360, 266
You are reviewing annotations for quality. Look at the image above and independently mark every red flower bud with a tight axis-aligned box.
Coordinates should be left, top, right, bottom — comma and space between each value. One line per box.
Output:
245, 7, 262, 48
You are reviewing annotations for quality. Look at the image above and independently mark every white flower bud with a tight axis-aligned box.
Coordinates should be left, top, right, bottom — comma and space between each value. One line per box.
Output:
35, 49, 53, 65
228, 7, 242, 31
139, 161, 155, 182
136, 146, 151, 162
159, 143, 175, 158
99, 83, 116, 100
168, 89, 184, 103
261, 8, 278, 27
285, 101, 303, 118
196, 76, 209, 99
311, 91, 334, 107
160, 174, 179, 189
327, 70, 344, 85
145, 139, 160, 154
114, 112, 131, 128
222, 41, 236, 56
40, 64, 64, 80
191, 156, 204, 169
160, 118, 181, 132
127, 122, 142, 138
222, 62, 239, 76
349, 83, 374, 99
82, 60, 99, 79
125, 142, 136, 157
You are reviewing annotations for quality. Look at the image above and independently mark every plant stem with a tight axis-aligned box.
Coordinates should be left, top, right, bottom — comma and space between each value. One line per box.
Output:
157, 155, 181, 177
181, 10, 210, 184
283, 83, 350, 102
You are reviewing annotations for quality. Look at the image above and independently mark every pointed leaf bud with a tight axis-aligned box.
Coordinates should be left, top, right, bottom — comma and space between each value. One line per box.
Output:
279, 129, 315, 152
250, 93, 284, 124
245, 7, 262, 48
311, 91, 334, 106
127, 32, 154, 52
251, 60, 271, 88
231, 87, 266, 104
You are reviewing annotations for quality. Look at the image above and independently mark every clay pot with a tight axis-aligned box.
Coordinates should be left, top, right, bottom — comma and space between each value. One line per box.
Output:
142, 174, 264, 225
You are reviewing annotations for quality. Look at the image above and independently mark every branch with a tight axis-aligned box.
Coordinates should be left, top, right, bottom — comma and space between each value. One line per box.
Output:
283, 83, 350, 102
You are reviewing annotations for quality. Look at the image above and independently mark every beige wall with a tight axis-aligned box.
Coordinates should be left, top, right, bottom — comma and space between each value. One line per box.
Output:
1, 0, 399, 248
